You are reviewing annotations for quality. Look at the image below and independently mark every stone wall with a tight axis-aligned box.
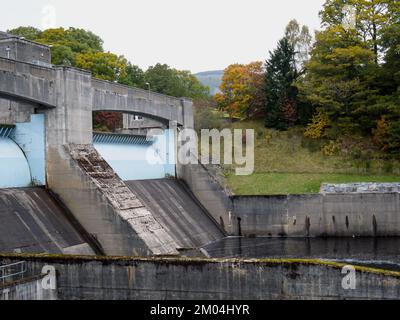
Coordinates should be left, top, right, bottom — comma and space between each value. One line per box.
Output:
321, 183, 400, 194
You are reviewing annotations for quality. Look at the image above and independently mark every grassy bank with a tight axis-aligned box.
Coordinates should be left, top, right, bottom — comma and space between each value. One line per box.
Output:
219, 120, 400, 195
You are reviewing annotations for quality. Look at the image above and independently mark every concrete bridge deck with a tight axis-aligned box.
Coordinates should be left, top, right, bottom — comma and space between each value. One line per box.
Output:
126, 179, 226, 249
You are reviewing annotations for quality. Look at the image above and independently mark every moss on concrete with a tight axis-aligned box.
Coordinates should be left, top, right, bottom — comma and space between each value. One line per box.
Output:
1, 253, 400, 279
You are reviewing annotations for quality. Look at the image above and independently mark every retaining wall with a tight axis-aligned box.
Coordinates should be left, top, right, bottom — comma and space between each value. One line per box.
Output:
232, 193, 400, 237
1, 254, 400, 300
0, 275, 57, 300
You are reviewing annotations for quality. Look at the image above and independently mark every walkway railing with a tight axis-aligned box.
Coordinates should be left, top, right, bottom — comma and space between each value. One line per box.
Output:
0, 261, 27, 285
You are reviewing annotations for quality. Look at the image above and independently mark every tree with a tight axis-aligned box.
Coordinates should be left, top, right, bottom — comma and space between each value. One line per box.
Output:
8, 26, 41, 40
298, 0, 400, 142
75, 51, 128, 82
285, 19, 312, 73
297, 26, 376, 136
119, 62, 146, 88
9, 27, 104, 66
320, 0, 394, 64
144, 63, 209, 99
264, 38, 298, 130
215, 62, 265, 119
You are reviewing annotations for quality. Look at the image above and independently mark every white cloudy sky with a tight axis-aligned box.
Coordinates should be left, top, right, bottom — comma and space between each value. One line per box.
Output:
1, 0, 325, 73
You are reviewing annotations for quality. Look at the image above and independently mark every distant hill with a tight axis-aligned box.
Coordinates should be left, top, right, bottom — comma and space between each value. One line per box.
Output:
195, 70, 224, 96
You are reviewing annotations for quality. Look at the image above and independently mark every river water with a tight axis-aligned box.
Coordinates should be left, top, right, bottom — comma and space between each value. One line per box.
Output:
203, 237, 400, 271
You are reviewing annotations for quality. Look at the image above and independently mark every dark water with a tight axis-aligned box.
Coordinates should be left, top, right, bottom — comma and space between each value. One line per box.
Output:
203, 237, 400, 271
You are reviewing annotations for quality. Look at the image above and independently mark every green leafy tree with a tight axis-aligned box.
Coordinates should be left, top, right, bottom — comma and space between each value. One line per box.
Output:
144, 63, 209, 98
8, 26, 41, 40
119, 62, 146, 88
320, 0, 394, 64
297, 26, 376, 136
9, 27, 104, 66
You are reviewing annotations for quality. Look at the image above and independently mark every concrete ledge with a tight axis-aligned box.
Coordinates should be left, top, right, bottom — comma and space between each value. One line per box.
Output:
1, 253, 400, 300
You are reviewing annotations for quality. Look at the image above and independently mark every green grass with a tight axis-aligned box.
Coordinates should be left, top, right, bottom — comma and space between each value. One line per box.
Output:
227, 173, 400, 195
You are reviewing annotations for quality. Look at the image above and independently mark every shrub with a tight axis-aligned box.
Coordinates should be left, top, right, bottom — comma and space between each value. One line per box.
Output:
304, 109, 330, 139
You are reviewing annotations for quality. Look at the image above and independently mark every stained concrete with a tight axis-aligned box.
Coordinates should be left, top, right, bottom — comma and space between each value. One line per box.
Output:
177, 162, 233, 234
2, 254, 400, 300
0, 275, 57, 300
0, 58, 192, 127
126, 179, 225, 249
232, 193, 400, 237
0, 188, 94, 254
62, 144, 179, 256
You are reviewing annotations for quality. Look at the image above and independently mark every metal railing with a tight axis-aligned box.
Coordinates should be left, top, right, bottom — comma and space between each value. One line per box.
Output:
0, 261, 27, 285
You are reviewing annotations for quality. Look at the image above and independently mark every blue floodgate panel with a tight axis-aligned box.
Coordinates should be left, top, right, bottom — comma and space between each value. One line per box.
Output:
0, 137, 32, 188
11, 114, 46, 186
93, 130, 176, 181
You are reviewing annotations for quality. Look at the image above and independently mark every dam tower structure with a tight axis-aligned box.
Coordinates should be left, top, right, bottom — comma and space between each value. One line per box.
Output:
0, 31, 228, 257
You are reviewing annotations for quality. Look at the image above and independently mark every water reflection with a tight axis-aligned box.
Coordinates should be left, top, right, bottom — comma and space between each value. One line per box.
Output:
203, 237, 400, 270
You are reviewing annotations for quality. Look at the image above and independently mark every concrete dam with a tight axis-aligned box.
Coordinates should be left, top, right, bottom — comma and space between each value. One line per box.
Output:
1, 30, 400, 300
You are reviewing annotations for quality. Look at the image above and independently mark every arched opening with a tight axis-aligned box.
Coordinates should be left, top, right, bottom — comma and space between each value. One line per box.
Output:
92, 111, 175, 181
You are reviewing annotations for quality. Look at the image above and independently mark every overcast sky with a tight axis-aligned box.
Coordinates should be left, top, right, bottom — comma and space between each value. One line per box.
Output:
1, 0, 325, 73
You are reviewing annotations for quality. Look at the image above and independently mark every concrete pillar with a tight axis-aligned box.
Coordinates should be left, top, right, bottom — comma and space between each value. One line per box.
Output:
180, 98, 194, 129
45, 66, 92, 149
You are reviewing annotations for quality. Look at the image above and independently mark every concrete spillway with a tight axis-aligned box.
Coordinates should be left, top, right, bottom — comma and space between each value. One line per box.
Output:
0, 187, 94, 255
125, 179, 225, 249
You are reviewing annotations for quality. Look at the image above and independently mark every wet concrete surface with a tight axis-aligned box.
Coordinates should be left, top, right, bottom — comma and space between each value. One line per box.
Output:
0, 187, 93, 254
126, 179, 225, 249
203, 237, 400, 271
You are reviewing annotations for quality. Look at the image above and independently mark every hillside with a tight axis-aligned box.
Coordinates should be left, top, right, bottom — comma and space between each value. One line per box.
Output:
194, 70, 223, 95
221, 120, 400, 195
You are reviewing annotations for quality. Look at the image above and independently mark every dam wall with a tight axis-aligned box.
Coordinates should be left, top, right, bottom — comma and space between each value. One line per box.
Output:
232, 193, 400, 237
1, 254, 400, 300
177, 162, 234, 234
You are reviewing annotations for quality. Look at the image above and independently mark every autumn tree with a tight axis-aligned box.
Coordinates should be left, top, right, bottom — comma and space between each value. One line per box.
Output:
215, 62, 265, 119
9, 27, 104, 66
320, 0, 394, 63
296, 0, 400, 155
75, 51, 128, 82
